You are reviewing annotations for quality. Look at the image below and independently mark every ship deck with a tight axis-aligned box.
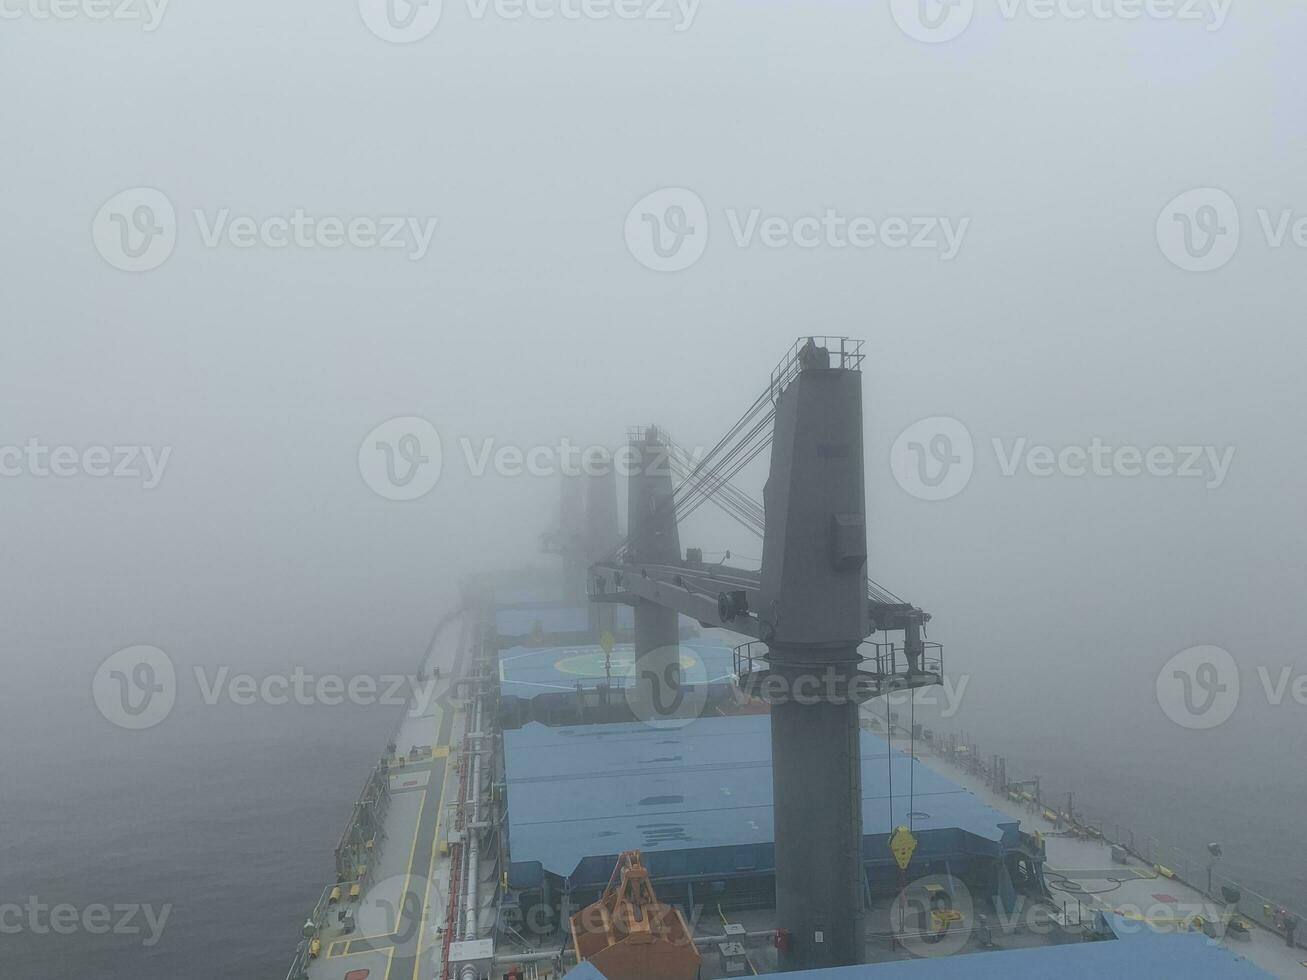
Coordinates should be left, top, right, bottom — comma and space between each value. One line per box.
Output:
300, 610, 473, 980
913, 740, 1303, 978
290, 598, 1301, 980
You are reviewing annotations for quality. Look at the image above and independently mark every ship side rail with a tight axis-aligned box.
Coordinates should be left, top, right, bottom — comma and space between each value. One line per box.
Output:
283, 884, 335, 980
919, 725, 1307, 953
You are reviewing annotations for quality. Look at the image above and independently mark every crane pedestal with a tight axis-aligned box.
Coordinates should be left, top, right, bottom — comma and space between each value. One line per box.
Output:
767, 654, 866, 970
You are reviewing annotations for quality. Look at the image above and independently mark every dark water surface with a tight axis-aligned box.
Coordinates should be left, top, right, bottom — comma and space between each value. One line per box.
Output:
3, 701, 403, 980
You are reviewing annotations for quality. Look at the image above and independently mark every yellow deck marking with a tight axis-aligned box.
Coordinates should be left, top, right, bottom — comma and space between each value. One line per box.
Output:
341, 933, 397, 949
330, 941, 395, 960
393, 763, 432, 936
364, 666, 455, 980
413, 707, 454, 980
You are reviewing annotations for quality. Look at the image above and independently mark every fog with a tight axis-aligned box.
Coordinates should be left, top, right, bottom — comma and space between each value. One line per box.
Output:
2, 1, 1305, 977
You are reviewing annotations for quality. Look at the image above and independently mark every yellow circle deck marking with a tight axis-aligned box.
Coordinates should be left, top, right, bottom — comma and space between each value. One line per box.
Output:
554, 649, 698, 677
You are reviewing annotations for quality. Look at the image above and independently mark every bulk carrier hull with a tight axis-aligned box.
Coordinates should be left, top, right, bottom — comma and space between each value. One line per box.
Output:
282, 566, 1300, 980
288, 341, 1300, 980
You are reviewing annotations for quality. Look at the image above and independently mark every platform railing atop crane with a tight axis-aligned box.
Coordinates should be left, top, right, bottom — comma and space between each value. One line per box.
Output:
770, 336, 865, 401
586, 571, 625, 601
866, 640, 945, 684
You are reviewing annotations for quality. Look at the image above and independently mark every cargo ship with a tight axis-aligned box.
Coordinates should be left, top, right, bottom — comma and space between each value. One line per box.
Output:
284, 339, 1300, 980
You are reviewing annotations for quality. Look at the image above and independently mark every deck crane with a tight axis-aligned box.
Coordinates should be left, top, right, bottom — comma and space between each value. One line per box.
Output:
586, 337, 944, 972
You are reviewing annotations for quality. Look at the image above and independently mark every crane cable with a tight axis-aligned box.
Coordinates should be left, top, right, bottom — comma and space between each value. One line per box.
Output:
606, 376, 778, 559
618, 426, 915, 617
909, 681, 916, 832
669, 406, 775, 524
664, 437, 764, 538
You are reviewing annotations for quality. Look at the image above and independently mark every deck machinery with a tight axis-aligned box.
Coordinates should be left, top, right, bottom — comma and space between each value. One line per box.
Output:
588, 338, 943, 972
569, 850, 703, 980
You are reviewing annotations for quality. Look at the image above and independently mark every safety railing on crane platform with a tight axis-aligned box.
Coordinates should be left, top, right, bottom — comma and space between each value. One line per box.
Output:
732, 640, 768, 678
866, 641, 945, 681
586, 572, 625, 600
733, 640, 944, 684
770, 336, 865, 401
